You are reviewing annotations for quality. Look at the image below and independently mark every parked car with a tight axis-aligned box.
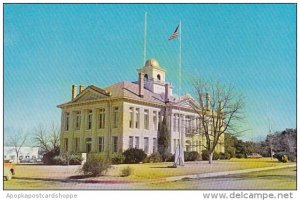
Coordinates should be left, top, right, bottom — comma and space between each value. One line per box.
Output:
247, 153, 262, 158
4, 160, 15, 181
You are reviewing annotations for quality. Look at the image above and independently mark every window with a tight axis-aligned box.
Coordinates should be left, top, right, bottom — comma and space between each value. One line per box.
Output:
173, 139, 177, 153
135, 137, 139, 149
144, 74, 148, 81
129, 136, 134, 149
98, 137, 104, 152
173, 114, 177, 132
153, 138, 157, 153
75, 138, 80, 152
113, 107, 119, 128
64, 138, 68, 151
129, 107, 134, 128
144, 137, 149, 154
86, 138, 92, 153
112, 136, 118, 152
153, 111, 158, 131
157, 74, 161, 81
177, 115, 180, 132
135, 108, 140, 128
65, 112, 70, 131
144, 109, 149, 129
87, 110, 92, 130
99, 108, 105, 129
75, 111, 81, 130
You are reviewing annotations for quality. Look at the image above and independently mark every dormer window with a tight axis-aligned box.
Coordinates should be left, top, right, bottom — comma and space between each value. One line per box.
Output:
157, 74, 161, 81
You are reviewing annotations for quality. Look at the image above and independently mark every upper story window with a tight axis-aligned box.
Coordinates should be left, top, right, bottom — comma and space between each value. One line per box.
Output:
135, 108, 140, 128
98, 108, 105, 129
65, 112, 70, 131
129, 107, 134, 128
87, 110, 93, 130
113, 107, 119, 128
75, 111, 81, 130
144, 109, 149, 130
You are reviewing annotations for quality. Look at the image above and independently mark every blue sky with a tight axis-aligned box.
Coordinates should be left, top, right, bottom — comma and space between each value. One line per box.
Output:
4, 4, 296, 142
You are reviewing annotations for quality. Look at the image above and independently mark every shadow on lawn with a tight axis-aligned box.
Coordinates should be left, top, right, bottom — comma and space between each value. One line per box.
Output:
13, 177, 69, 182
150, 166, 178, 169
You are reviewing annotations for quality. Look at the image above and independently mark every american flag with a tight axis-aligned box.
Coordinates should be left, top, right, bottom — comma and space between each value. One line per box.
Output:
168, 25, 179, 40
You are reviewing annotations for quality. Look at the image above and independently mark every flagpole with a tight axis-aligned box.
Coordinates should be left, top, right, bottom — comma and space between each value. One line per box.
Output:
143, 12, 148, 65
179, 21, 184, 166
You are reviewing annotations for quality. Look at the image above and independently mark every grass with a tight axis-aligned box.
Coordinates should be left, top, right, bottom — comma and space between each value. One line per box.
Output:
4, 179, 61, 190
109, 158, 293, 180
142, 166, 297, 190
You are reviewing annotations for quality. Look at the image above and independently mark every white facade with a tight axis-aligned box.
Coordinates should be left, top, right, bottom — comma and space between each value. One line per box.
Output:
58, 58, 224, 156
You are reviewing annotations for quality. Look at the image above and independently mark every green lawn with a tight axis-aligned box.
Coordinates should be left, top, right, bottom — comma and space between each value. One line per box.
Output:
109, 158, 294, 180
141, 166, 297, 190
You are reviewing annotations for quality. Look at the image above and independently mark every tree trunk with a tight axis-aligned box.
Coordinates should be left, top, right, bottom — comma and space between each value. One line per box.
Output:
16, 152, 19, 164
209, 152, 213, 164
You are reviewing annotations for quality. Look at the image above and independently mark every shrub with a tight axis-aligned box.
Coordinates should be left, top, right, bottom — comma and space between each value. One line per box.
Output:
282, 155, 288, 163
184, 151, 201, 161
53, 154, 83, 165
213, 152, 220, 160
235, 153, 244, 159
123, 148, 147, 164
274, 152, 290, 163
42, 149, 60, 165
69, 154, 83, 165
81, 155, 111, 177
53, 155, 66, 165
219, 152, 231, 160
144, 152, 163, 163
201, 150, 209, 160
120, 166, 133, 177
165, 153, 175, 162
201, 150, 220, 161
289, 153, 296, 162
111, 153, 125, 164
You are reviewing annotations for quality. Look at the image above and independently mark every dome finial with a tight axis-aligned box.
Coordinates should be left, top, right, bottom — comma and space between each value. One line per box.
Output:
145, 58, 159, 67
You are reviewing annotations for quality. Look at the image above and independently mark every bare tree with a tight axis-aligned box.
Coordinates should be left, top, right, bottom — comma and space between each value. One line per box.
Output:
192, 79, 244, 164
33, 123, 60, 154
7, 129, 28, 164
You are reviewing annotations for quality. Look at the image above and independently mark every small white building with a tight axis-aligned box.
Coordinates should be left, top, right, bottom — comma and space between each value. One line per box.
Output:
4, 146, 40, 163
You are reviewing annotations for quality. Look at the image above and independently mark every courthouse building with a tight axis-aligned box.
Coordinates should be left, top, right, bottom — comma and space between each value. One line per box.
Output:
57, 58, 224, 156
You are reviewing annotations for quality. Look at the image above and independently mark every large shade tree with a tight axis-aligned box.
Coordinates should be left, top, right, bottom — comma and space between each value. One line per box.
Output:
192, 80, 244, 164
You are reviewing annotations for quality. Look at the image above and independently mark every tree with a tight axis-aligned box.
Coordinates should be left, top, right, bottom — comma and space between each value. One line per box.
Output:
158, 109, 170, 161
224, 133, 238, 158
34, 124, 60, 153
193, 80, 244, 164
33, 124, 60, 164
7, 129, 28, 164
